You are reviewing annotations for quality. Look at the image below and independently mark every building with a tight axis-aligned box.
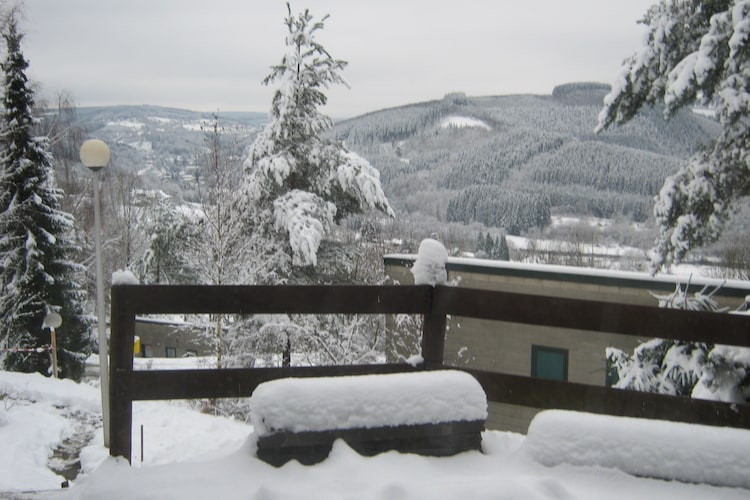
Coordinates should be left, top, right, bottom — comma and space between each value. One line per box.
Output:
135, 317, 213, 358
384, 255, 750, 433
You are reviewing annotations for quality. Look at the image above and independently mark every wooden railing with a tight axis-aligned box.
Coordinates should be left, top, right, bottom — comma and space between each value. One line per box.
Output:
109, 284, 750, 462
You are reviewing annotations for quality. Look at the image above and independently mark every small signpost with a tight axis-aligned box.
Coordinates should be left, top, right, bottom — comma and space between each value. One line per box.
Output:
43, 313, 63, 378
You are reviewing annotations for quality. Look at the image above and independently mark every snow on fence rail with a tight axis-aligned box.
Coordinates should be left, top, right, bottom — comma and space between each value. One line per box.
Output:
109, 284, 750, 463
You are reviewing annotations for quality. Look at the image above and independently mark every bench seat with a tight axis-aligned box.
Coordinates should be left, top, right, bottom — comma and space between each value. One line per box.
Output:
250, 370, 487, 466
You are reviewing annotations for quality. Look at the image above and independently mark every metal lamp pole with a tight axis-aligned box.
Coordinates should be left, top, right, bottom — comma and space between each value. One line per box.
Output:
80, 139, 111, 448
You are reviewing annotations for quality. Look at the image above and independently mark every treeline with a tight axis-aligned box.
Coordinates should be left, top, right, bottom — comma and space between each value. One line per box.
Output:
446, 186, 551, 235
521, 141, 682, 197
442, 131, 566, 189
541, 185, 654, 221
334, 101, 450, 145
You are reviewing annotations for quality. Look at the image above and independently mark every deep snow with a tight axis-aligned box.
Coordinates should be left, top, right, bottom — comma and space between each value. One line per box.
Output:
1, 367, 749, 499
249, 370, 486, 435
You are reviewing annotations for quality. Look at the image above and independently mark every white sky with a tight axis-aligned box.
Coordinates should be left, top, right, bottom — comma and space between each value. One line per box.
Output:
23, 0, 657, 118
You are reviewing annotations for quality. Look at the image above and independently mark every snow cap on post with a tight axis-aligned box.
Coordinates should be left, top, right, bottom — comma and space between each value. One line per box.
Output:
111, 269, 139, 285
411, 238, 448, 286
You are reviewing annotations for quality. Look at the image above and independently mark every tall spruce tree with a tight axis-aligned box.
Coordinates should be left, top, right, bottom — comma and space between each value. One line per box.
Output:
231, 4, 393, 368
242, 3, 393, 273
0, 12, 91, 379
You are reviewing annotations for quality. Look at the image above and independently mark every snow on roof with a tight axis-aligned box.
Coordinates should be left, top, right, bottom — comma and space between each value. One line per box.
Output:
249, 370, 487, 436
385, 253, 750, 291
524, 410, 750, 489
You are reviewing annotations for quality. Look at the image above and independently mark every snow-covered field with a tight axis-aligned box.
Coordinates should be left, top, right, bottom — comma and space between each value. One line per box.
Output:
439, 115, 492, 130
1, 367, 749, 500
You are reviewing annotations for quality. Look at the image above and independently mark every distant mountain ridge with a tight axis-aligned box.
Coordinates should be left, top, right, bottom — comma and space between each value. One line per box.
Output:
76, 105, 266, 128
68, 85, 719, 236
330, 82, 720, 232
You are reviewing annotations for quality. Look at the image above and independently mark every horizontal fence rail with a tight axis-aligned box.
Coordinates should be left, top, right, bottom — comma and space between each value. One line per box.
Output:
109, 284, 750, 462
432, 286, 750, 346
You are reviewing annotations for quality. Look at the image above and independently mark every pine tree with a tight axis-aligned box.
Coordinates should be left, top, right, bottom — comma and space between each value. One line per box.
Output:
475, 231, 487, 258
242, 3, 393, 272
0, 12, 91, 379
596, 0, 750, 271
138, 189, 198, 285
493, 234, 510, 260
232, 4, 393, 368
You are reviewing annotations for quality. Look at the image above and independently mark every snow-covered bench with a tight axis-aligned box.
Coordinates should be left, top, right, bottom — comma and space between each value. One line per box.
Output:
523, 410, 750, 489
249, 370, 487, 466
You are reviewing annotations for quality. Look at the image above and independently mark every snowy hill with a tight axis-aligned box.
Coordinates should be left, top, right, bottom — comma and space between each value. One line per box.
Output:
68, 84, 719, 238
331, 82, 720, 233
62, 86, 726, 261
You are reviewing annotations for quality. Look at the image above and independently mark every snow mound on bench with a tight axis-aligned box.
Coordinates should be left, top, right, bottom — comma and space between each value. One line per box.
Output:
250, 370, 487, 436
523, 410, 750, 489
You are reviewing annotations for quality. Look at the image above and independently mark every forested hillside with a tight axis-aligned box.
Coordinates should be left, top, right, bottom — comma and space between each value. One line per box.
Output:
67, 84, 719, 239
331, 82, 720, 235
61, 84, 723, 267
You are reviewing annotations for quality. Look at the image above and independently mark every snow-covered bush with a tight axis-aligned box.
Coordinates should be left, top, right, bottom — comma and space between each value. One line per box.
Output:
607, 282, 750, 403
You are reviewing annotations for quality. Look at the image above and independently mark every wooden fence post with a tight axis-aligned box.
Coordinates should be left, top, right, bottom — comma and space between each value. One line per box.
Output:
421, 285, 447, 366
109, 285, 135, 462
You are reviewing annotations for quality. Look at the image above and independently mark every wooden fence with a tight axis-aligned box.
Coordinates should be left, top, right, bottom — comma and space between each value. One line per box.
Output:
109, 284, 750, 462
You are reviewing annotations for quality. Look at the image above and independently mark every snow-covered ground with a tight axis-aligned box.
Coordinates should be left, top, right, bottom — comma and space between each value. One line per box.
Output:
1, 367, 749, 499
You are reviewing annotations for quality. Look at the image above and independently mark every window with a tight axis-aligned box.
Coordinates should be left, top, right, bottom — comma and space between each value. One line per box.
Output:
531, 345, 568, 381
165, 346, 177, 358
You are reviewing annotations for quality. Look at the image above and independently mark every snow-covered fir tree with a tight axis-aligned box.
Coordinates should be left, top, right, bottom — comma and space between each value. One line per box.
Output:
0, 12, 91, 379
607, 283, 750, 403
596, 0, 750, 271
242, 4, 393, 272
476, 231, 509, 260
137, 189, 198, 285
231, 4, 393, 367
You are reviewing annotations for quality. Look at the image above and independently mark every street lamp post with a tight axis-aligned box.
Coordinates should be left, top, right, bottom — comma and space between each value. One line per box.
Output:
80, 139, 111, 447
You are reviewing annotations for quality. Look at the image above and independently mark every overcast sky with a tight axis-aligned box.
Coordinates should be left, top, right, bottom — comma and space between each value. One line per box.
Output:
22, 0, 657, 118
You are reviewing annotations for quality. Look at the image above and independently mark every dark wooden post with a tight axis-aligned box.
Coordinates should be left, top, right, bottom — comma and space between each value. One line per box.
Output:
421, 285, 447, 366
109, 285, 136, 462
